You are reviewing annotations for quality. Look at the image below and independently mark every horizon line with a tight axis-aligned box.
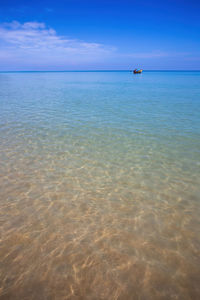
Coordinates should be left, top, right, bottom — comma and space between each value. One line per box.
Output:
1, 69, 200, 73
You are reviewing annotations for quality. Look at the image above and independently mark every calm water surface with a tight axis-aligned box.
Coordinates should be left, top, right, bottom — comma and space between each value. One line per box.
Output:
0, 71, 200, 299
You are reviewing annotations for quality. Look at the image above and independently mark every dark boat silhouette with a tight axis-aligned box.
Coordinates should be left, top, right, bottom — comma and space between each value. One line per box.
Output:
133, 69, 143, 74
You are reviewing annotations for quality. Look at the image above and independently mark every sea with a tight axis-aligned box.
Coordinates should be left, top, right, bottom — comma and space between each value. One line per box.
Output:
0, 71, 200, 299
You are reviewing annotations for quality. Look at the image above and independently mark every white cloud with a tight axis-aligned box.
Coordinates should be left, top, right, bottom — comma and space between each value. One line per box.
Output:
0, 21, 192, 70
0, 21, 115, 69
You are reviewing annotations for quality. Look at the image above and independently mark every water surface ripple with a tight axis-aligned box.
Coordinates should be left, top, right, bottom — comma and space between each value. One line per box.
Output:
0, 71, 200, 299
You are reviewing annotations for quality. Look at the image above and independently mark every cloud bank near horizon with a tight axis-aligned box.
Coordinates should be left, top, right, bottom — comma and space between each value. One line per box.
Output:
0, 21, 197, 70
0, 21, 116, 70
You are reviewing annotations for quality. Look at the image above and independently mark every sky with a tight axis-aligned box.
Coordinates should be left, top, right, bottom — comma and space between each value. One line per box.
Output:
0, 0, 200, 70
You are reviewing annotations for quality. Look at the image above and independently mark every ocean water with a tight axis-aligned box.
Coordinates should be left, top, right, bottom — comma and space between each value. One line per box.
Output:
0, 71, 200, 299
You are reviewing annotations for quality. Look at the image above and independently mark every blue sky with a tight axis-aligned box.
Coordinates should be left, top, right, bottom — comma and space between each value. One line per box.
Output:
0, 0, 200, 70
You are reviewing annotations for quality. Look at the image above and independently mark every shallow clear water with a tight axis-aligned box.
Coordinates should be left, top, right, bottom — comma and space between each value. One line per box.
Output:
0, 71, 200, 299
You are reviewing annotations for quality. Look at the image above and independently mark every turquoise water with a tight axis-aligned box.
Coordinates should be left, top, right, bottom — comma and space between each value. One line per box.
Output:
0, 71, 200, 299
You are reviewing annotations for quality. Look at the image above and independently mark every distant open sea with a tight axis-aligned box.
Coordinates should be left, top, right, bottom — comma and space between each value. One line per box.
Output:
0, 71, 200, 299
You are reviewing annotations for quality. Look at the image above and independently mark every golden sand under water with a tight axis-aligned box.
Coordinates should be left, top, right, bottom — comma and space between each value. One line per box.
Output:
0, 140, 200, 300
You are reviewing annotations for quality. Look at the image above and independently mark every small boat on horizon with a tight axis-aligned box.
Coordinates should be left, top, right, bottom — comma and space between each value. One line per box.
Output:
133, 69, 143, 74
